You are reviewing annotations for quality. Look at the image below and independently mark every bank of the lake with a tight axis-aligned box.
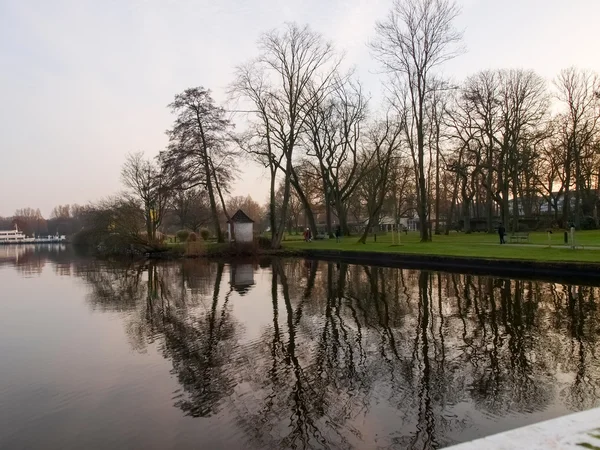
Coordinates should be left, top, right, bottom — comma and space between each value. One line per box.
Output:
277, 230, 600, 281
147, 232, 600, 283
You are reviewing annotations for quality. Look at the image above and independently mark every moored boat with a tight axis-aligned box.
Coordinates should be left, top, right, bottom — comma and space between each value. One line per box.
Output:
0, 225, 66, 244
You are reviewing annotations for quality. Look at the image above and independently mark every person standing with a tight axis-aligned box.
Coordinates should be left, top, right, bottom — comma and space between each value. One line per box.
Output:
498, 224, 506, 244
335, 225, 341, 243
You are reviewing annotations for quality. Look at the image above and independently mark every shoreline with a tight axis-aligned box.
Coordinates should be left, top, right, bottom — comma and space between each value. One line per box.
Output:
145, 245, 600, 285
292, 248, 600, 285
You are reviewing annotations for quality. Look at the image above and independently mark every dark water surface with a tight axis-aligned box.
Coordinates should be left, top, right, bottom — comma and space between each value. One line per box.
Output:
2, 245, 600, 449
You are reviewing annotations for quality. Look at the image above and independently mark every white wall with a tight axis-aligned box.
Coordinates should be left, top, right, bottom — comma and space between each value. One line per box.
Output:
230, 264, 254, 286
234, 222, 253, 243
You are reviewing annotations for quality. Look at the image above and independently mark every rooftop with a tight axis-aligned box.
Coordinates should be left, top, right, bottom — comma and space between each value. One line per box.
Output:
228, 209, 254, 224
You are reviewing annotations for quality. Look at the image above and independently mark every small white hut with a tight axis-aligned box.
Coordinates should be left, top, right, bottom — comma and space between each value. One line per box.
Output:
227, 209, 254, 243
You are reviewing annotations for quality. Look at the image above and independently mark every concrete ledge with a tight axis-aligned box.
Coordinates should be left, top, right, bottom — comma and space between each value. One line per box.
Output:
444, 407, 600, 449
295, 249, 600, 285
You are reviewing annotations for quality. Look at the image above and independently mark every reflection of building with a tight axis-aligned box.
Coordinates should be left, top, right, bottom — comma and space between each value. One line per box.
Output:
0, 244, 31, 263
227, 210, 254, 244
229, 264, 255, 295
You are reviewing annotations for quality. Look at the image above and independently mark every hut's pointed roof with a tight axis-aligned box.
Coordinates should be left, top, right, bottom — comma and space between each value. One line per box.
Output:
228, 209, 254, 223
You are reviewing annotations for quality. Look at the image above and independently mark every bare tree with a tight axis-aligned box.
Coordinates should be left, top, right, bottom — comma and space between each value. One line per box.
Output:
451, 69, 548, 231
163, 88, 236, 243
121, 152, 171, 241
554, 68, 600, 228
232, 23, 340, 248
459, 71, 502, 232
303, 75, 370, 236
371, 0, 463, 242
13, 207, 46, 236
171, 189, 211, 233
426, 80, 450, 234
50, 205, 71, 219
357, 116, 404, 243
496, 70, 548, 231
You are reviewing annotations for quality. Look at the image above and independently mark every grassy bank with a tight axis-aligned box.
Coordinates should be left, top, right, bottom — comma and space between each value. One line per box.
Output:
282, 230, 600, 263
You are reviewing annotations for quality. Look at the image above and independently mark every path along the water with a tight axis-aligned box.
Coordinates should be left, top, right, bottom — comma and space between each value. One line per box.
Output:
481, 243, 600, 250
444, 407, 600, 449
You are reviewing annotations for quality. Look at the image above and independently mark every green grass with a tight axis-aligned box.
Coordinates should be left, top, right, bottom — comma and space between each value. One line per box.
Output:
282, 230, 600, 263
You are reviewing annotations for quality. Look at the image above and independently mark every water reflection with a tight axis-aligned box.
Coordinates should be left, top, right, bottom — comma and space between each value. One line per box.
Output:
0, 244, 70, 275
8, 254, 600, 449
230, 262, 255, 295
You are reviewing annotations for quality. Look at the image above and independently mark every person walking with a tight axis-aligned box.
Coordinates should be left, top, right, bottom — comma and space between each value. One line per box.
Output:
335, 225, 341, 243
498, 224, 506, 244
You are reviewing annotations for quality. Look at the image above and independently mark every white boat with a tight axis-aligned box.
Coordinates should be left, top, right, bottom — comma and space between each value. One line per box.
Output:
0, 225, 28, 244
0, 225, 66, 244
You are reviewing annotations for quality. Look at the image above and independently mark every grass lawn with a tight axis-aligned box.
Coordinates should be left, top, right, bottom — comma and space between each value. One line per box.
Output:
282, 230, 600, 263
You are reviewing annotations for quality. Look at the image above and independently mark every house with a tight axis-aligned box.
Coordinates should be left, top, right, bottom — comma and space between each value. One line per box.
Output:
227, 209, 254, 243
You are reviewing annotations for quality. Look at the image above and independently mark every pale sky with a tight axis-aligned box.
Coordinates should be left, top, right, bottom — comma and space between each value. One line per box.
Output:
1, 0, 599, 217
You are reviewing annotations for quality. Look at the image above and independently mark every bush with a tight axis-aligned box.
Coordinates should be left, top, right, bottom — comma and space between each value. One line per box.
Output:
200, 228, 210, 241
581, 216, 598, 230
176, 229, 189, 242
187, 232, 197, 242
257, 236, 271, 249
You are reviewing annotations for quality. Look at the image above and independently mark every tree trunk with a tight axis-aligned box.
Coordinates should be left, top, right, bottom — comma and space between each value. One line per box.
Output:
272, 155, 292, 249
212, 162, 232, 242
204, 161, 222, 242
325, 195, 333, 238
434, 141, 440, 234
269, 165, 277, 240
145, 206, 153, 242
197, 119, 223, 243
416, 143, 430, 242
333, 194, 350, 236
563, 150, 572, 227
486, 148, 494, 233
445, 172, 460, 235
358, 214, 377, 244
574, 155, 582, 229
289, 169, 318, 238
462, 191, 470, 233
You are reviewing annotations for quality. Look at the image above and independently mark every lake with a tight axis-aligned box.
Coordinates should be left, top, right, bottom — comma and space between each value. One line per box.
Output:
1, 245, 600, 449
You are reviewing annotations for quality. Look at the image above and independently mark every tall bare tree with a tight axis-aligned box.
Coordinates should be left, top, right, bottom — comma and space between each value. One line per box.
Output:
371, 0, 463, 242
163, 88, 236, 242
496, 70, 548, 231
554, 68, 600, 228
232, 23, 339, 248
304, 75, 370, 236
459, 71, 501, 232
357, 116, 404, 243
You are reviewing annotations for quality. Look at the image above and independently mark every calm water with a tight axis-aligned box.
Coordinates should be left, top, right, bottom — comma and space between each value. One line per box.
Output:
2, 246, 600, 449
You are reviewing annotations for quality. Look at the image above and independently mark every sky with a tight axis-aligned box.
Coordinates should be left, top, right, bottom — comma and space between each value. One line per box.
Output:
1, 0, 599, 218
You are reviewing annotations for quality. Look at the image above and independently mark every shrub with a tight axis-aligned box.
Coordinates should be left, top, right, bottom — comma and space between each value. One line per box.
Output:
200, 228, 210, 241
187, 232, 197, 242
257, 236, 271, 249
581, 216, 598, 230
176, 229, 189, 242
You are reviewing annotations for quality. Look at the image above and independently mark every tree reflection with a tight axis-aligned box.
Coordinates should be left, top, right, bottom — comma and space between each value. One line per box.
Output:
0, 244, 72, 275
76, 257, 600, 449
81, 259, 239, 418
